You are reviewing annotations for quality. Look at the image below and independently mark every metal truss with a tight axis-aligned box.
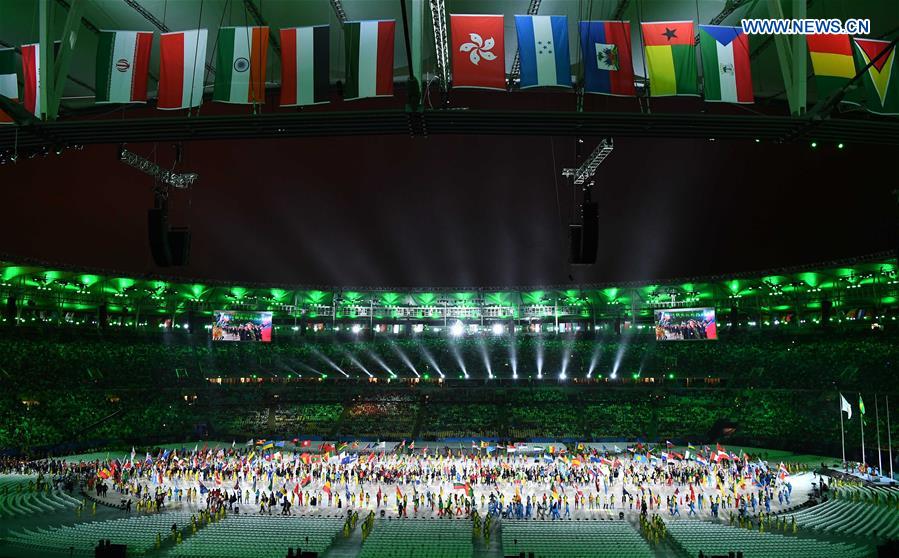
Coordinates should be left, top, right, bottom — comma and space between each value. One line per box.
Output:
428, 0, 450, 93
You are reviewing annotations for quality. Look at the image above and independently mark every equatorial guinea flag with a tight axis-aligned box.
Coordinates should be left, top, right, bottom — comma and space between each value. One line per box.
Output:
280, 25, 330, 106
158, 29, 208, 110
853, 38, 898, 115
698, 25, 752, 103
450, 14, 505, 90
213, 26, 268, 104
0, 48, 16, 124
641, 21, 698, 96
21, 43, 41, 117
95, 30, 153, 104
579, 21, 634, 96
343, 20, 395, 100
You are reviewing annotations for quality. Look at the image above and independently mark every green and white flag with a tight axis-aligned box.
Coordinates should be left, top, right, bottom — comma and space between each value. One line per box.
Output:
95, 31, 154, 103
213, 26, 269, 104
343, 20, 396, 100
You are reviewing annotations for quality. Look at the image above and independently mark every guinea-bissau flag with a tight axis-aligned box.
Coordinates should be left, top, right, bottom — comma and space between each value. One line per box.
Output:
641, 21, 698, 97
853, 38, 899, 115
0, 48, 16, 124
280, 25, 330, 106
95, 31, 153, 104
698, 25, 753, 103
213, 26, 269, 104
579, 21, 635, 96
343, 20, 395, 100
806, 34, 858, 102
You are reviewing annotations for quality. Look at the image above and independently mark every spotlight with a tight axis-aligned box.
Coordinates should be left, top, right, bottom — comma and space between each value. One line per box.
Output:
810, 141, 817, 148
837, 143, 844, 149
351, 324, 362, 334
610, 372, 617, 379
450, 320, 464, 337
491, 323, 504, 335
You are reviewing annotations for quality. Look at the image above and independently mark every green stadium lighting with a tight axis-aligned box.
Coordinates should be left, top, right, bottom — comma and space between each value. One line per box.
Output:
810, 141, 817, 148
837, 143, 844, 149
668, 373, 675, 380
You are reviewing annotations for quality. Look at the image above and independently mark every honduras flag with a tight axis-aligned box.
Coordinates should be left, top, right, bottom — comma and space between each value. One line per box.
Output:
514, 15, 571, 88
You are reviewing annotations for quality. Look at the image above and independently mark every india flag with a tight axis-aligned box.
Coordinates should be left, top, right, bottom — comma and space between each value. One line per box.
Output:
21, 43, 41, 117
95, 30, 154, 104
213, 26, 269, 104
343, 20, 395, 100
158, 29, 208, 110
698, 25, 753, 103
0, 48, 16, 124
280, 25, 330, 106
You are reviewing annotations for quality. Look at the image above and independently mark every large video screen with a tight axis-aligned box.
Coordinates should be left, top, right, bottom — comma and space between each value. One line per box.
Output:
654, 307, 717, 341
212, 310, 273, 342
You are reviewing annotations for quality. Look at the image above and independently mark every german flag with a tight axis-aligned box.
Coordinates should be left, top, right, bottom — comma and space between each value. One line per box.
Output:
641, 21, 698, 96
807, 34, 857, 101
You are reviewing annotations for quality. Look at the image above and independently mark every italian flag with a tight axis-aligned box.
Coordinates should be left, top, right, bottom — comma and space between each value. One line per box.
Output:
21, 43, 41, 117
95, 30, 154, 104
698, 25, 753, 103
158, 29, 208, 110
343, 20, 395, 100
641, 21, 698, 97
0, 48, 16, 124
213, 26, 269, 104
280, 25, 330, 106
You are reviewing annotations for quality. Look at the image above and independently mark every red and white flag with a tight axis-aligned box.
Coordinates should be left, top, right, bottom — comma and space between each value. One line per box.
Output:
21, 43, 41, 117
158, 29, 208, 110
450, 14, 506, 90
0, 47, 16, 124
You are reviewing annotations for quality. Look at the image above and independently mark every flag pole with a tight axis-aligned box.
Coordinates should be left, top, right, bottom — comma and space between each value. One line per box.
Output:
860, 392, 866, 471
839, 392, 846, 468
876, 394, 883, 476
888, 395, 894, 481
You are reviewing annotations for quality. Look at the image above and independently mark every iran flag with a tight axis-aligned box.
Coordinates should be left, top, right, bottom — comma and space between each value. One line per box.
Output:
450, 14, 506, 90
343, 20, 395, 100
0, 48, 16, 124
158, 29, 208, 110
698, 25, 753, 103
213, 26, 269, 104
280, 25, 330, 106
95, 31, 153, 104
21, 43, 41, 117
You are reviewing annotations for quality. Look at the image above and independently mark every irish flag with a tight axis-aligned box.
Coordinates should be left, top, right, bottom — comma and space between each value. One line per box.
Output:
213, 26, 269, 104
280, 25, 330, 106
95, 30, 153, 104
343, 20, 395, 100
21, 43, 41, 117
641, 21, 698, 96
158, 29, 208, 110
0, 48, 16, 124
698, 25, 752, 103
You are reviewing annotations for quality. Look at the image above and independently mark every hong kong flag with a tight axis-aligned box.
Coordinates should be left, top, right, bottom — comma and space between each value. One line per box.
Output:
450, 14, 506, 90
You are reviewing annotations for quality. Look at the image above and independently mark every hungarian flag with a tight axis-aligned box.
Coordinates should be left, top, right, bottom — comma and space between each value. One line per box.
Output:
280, 25, 329, 106
514, 15, 571, 88
343, 20, 395, 100
158, 29, 208, 110
21, 43, 41, 117
853, 38, 899, 115
95, 30, 153, 104
450, 14, 505, 90
698, 25, 752, 103
807, 34, 856, 101
641, 21, 698, 96
213, 26, 268, 104
0, 48, 16, 124
579, 21, 634, 96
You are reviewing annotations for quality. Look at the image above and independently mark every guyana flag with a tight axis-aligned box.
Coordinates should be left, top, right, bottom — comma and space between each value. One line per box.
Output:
807, 34, 858, 102
853, 38, 899, 115
641, 21, 698, 96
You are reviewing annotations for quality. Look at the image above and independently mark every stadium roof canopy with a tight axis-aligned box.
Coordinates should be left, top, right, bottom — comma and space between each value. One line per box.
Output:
2, 252, 895, 321
1, 0, 899, 148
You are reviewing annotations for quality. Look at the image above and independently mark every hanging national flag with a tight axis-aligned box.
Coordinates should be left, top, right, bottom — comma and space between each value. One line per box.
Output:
807, 34, 856, 101
579, 21, 634, 96
0, 48, 18, 124
449, 14, 505, 90
158, 29, 208, 110
20, 43, 41, 117
94, 30, 153, 104
853, 38, 899, 115
343, 20, 395, 100
840, 393, 853, 420
279, 26, 331, 106
640, 21, 698, 96
698, 25, 752, 103
213, 26, 268, 104
514, 15, 571, 88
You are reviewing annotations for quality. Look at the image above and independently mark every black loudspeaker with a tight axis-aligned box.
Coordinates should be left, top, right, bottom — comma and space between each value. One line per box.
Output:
148, 208, 172, 267
168, 227, 191, 266
569, 202, 598, 264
